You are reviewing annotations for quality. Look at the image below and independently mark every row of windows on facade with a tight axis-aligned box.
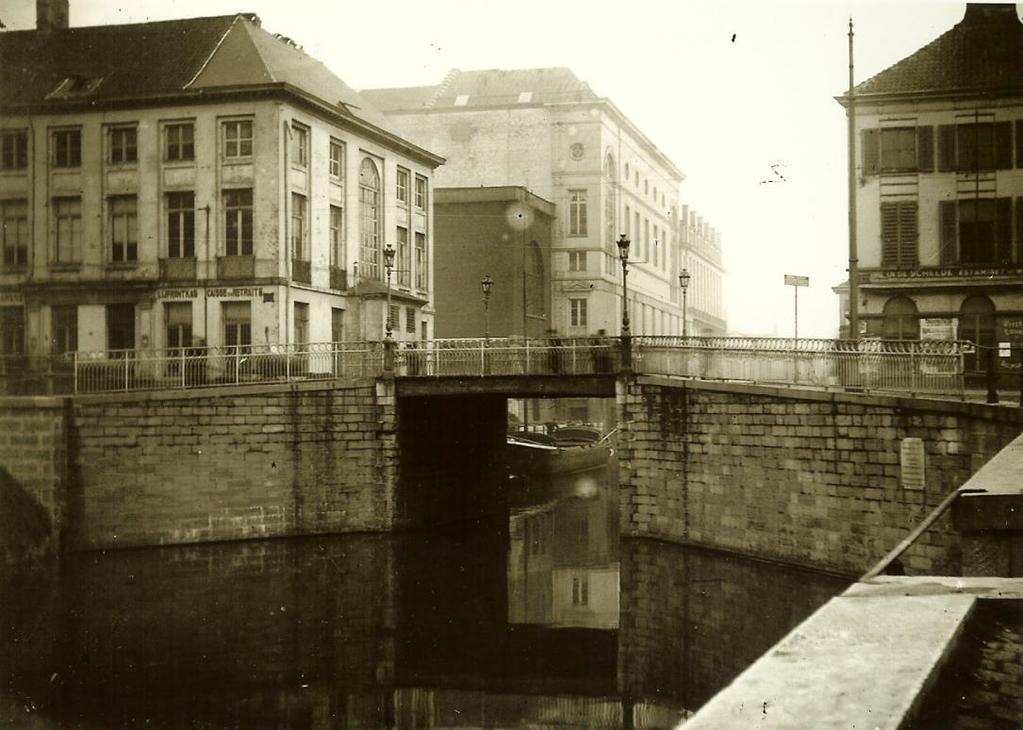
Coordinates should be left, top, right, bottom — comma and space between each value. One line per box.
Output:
877, 294, 1002, 349
878, 197, 1023, 269
565, 296, 689, 335
566, 190, 674, 272
862, 120, 1023, 175
622, 160, 669, 209
0, 122, 428, 208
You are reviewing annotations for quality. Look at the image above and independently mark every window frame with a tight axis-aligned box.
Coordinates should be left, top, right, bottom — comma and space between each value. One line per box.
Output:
108, 194, 139, 264
0, 130, 28, 171
569, 297, 587, 328
52, 128, 82, 169
164, 122, 195, 163
290, 192, 308, 262
1, 199, 29, 269
396, 167, 410, 206
53, 197, 82, 264
414, 231, 427, 290
329, 204, 345, 270
223, 188, 254, 256
108, 125, 138, 166
166, 191, 196, 259
568, 251, 586, 272
414, 175, 427, 210
291, 123, 309, 167
359, 157, 382, 280
222, 118, 254, 160
329, 139, 345, 180
568, 189, 588, 236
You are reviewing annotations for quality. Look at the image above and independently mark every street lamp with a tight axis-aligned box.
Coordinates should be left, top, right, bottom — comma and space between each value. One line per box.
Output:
383, 244, 396, 342
481, 274, 493, 340
616, 234, 632, 371
678, 268, 691, 338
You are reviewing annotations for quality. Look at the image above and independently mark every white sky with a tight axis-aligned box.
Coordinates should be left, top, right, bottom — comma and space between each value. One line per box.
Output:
3, 0, 1011, 337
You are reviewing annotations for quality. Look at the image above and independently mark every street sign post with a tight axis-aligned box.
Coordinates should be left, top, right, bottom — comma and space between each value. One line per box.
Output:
784, 274, 810, 341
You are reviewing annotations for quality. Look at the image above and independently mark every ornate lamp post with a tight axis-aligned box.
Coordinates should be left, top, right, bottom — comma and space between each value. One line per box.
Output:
616, 234, 632, 372
383, 244, 396, 373
679, 268, 691, 338
481, 274, 493, 340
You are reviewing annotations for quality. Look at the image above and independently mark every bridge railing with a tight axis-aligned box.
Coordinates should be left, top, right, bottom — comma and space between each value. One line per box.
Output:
398, 337, 621, 378
634, 336, 965, 396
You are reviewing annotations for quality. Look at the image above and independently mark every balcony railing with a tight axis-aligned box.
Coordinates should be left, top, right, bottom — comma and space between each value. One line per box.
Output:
329, 266, 348, 291
217, 255, 255, 279
160, 257, 197, 281
292, 259, 311, 284
0, 337, 972, 397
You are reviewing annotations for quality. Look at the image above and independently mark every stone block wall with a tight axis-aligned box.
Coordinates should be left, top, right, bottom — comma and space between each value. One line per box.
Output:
66, 380, 394, 551
0, 397, 68, 566
617, 377, 1023, 575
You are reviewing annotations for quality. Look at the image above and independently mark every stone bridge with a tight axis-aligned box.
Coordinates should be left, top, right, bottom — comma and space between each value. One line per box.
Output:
2, 370, 1020, 580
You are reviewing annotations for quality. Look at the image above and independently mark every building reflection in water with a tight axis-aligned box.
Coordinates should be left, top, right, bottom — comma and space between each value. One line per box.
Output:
1, 454, 847, 728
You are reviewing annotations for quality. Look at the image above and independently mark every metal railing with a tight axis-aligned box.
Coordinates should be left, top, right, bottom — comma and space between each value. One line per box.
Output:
0, 336, 971, 397
635, 336, 966, 396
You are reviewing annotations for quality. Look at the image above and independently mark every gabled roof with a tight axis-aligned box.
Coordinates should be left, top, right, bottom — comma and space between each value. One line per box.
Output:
362, 67, 597, 111
843, 4, 1023, 102
0, 13, 440, 164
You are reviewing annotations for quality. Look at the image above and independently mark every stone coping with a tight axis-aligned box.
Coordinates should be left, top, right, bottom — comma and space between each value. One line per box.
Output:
684, 577, 1022, 728
953, 431, 1023, 532
633, 375, 1023, 424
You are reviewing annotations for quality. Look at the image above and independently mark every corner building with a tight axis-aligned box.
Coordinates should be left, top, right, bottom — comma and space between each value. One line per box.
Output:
838, 4, 1023, 373
363, 68, 694, 339
0, 7, 442, 365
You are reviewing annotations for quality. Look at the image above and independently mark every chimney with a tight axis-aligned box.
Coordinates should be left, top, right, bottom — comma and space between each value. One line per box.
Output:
37, 0, 69, 31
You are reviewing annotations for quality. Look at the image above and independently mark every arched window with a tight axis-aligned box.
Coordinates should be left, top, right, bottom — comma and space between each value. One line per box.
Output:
882, 296, 919, 340
359, 158, 381, 279
959, 295, 996, 372
604, 153, 616, 257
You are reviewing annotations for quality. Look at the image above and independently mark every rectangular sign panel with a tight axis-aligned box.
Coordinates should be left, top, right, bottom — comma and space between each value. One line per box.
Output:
919, 318, 957, 341
784, 274, 809, 287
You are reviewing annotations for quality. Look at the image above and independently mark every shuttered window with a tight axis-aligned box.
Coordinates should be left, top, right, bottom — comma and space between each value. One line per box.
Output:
861, 126, 935, 174
938, 125, 956, 172
861, 129, 879, 175
940, 122, 1014, 173
939, 200, 957, 265
880, 128, 915, 172
916, 126, 934, 172
944, 197, 1015, 265
880, 201, 917, 268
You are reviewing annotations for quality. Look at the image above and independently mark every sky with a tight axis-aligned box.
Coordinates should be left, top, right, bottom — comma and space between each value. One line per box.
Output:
2, 0, 1010, 337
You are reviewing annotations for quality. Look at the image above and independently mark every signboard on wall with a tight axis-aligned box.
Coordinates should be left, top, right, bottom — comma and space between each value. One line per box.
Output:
919, 318, 957, 341
998, 318, 1023, 344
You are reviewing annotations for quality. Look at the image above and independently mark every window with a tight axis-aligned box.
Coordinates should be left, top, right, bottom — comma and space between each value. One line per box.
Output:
294, 302, 309, 346
940, 198, 1014, 266
396, 168, 410, 205
935, 121, 1013, 173
569, 298, 587, 327
165, 302, 192, 354
0, 308, 24, 356
167, 192, 195, 258
880, 198, 917, 269
644, 218, 650, 261
396, 226, 410, 287
0, 130, 28, 170
405, 306, 416, 334
52, 305, 78, 355
959, 295, 996, 373
415, 175, 427, 210
52, 129, 81, 168
330, 205, 344, 270
223, 189, 253, 256
291, 124, 308, 167
223, 119, 253, 159
291, 193, 307, 261
329, 140, 345, 179
881, 297, 919, 340
1, 199, 28, 269
879, 127, 915, 172
109, 126, 137, 165
109, 195, 138, 263
624, 204, 631, 239
414, 231, 426, 289
604, 153, 616, 250
388, 304, 399, 333
222, 301, 251, 352
53, 197, 82, 263
957, 122, 997, 172
165, 123, 194, 162
359, 158, 381, 279
331, 307, 344, 343
568, 251, 586, 271
568, 189, 587, 235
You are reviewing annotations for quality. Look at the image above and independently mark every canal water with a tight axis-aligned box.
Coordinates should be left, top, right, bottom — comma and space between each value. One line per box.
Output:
2, 452, 848, 728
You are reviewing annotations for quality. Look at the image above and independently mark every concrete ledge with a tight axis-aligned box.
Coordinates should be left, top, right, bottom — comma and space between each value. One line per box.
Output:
845, 576, 1023, 599
68, 378, 378, 405
396, 374, 616, 398
953, 432, 1023, 532
684, 593, 976, 729
633, 374, 1023, 424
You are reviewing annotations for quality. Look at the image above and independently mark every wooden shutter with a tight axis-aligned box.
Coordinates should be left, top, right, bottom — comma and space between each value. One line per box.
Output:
1017, 121, 1023, 169
938, 125, 956, 172
898, 202, 919, 268
995, 121, 1013, 170
939, 200, 957, 264
862, 129, 879, 176
996, 197, 1012, 262
916, 126, 934, 172
881, 202, 899, 267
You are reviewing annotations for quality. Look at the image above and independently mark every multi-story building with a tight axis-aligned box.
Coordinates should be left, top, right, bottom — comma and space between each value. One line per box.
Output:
678, 205, 727, 336
837, 3, 1023, 373
363, 68, 711, 340
0, 4, 442, 369
432, 186, 554, 339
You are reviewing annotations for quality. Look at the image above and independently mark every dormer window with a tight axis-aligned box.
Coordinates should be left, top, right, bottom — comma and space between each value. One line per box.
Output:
48, 75, 104, 99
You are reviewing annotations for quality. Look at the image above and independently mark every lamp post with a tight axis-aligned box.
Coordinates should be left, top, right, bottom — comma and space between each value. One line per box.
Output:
616, 234, 632, 372
481, 274, 493, 340
679, 268, 691, 338
383, 244, 396, 373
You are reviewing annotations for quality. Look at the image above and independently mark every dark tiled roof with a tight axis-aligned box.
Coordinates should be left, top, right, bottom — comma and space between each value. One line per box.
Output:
853, 4, 1023, 98
0, 13, 393, 132
363, 67, 598, 111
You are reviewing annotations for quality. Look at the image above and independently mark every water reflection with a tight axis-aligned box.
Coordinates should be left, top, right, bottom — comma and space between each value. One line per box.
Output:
1, 457, 846, 728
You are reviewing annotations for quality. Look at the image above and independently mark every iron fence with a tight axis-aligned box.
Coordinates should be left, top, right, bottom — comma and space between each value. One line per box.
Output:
634, 336, 965, 396
0, 336, 969, 397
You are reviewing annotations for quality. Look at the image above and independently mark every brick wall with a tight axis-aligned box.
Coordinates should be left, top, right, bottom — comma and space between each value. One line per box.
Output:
66, 380, 396, 551
0, 397, 68, 566
617, 377, 1023, 575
